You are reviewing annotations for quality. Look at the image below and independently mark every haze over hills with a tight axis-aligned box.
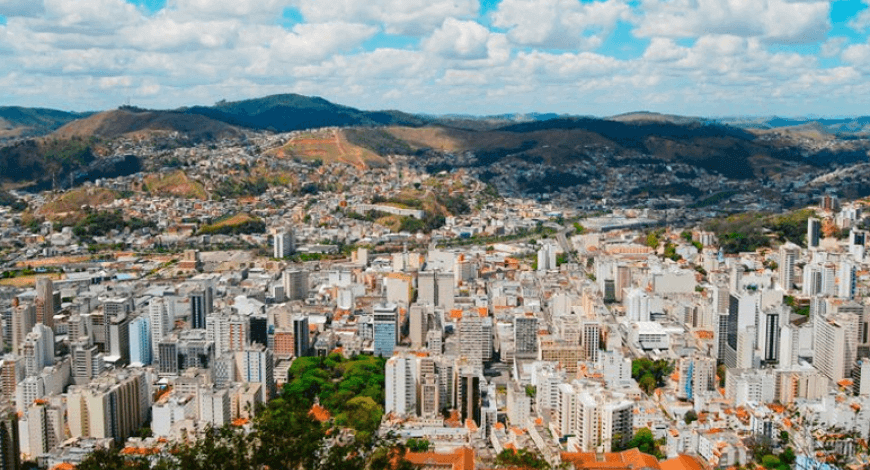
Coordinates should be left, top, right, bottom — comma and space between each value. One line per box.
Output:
1, 93, 869, 204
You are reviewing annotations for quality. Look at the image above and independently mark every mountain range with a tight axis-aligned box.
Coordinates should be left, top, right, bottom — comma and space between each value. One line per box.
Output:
1, 94, 868, 197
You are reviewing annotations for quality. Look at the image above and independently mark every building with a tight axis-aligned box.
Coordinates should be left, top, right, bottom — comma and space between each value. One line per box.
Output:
385, 354, 416, 417
238, 345, 275, 402
35, 277, 55, 329
283, 270, 308, 301
190, 287, 213, 330
67, 369, 150, 444
807, 217, 821, 248
778, 243, 800, 291
149, 298, 172, 361
292, 316, 310, 357
373, 303, 399, 357
273, 229, 295, 259
128, 316, 152, 366
813, 312, 859, 381
418, 271, 455, 309
537, 243, 558, 272
677, 356, 716, 402
514, 315, 538, 356
0, 401, 20, 470
458, 312, 492, 365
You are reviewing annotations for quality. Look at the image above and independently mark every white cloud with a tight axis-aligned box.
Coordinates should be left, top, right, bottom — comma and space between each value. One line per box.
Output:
820, 37, 848, 58
0, 0, 44, 17
842, 43, 870, 67
291, 0, 479, 36
635, 0, 830, 44
423, 18, 491, 59
492, 0, 630, 49
642, 37, 688, 62
848, 0, 870, 32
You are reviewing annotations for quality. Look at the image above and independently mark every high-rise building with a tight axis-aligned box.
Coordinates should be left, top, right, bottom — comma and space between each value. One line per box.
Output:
537, 243, 557, 272
149, 298, 172, 361
417, 357, 439, 419
21, 324, 53, 377
128, 316, 152, 366
190, 287, 213, 330
0, 356, 23, 402
373, 303, 398, 357
417, 271, 454, 309
67, 369, 149, 444
813, 312, 859, 381
803, 264, 822, 296
35, 277, 54, 329
581, 321, 601, 363
21, 400, 63, 458
283, 270, 309, 301
839, 260, 856, 299
759, 311, 780, 363
108, 313, 132, 366
11, 304, 35, 353
385, 354, 416, 416
239, 345, 275, 402
273, 229, 295, 259
409, 305, 430, 349
514, 316, 537, 356
807, 217, 821, 248
457, 373, 481, 426
458, 312, 492, 365
71, 342, 104, 385
249, 314, 268, 347
624, 288, 650, 322
292, 316, 310, 357
778, 243, 799, 291
0, 401, 20, 470
677, 355, 716, 401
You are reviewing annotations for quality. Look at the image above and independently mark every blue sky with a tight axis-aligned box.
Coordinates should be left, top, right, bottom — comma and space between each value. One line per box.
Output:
1, 0, 870, 116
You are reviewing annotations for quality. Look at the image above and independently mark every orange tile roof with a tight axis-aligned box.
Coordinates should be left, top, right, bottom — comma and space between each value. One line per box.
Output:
661, 455, 706, 470
51, 464, 75, 470
121, 447, 159, 456
309, 404, 331, 422
562, 449, 661, 470
405, 447, 475, 470
232, 418, 249, 426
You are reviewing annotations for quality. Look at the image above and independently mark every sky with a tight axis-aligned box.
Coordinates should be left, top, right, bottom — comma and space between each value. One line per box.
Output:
1, 0, 870, 117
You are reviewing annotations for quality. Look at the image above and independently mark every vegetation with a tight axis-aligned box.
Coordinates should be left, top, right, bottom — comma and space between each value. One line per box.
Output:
406, 438, 430, 453
0, 191, 26, 211
631, 358, 673, 395
703, 208, 817, 254
213, 177, 272, 199
494, 448, 551, 469
614, 428, 664, 459
198, 214, 266, 236
285, 354, 386, 437
344, 128, 415, 156
72, 210, 155, 239
77, 353, 404, 470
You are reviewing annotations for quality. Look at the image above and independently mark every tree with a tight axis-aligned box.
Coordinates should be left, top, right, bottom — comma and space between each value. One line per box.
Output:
780, 447, 796, 465
761, 455, 781, 469
684, 410, 698, 425
494, 448, 551, 469
619, 428, 664, 459
407, 438, 431, 452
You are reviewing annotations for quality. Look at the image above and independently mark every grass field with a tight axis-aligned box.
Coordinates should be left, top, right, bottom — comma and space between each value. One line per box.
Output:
37, 187, 117, 221
0, 273, 63, 288
144, 170, 208, 199
267, 129, 386, 169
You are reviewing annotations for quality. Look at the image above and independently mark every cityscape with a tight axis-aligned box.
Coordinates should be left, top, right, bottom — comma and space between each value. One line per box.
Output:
4, 0, 870, 469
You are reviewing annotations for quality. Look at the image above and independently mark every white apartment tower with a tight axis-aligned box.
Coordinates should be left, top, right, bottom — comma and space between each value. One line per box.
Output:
273, 229, 295, 259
